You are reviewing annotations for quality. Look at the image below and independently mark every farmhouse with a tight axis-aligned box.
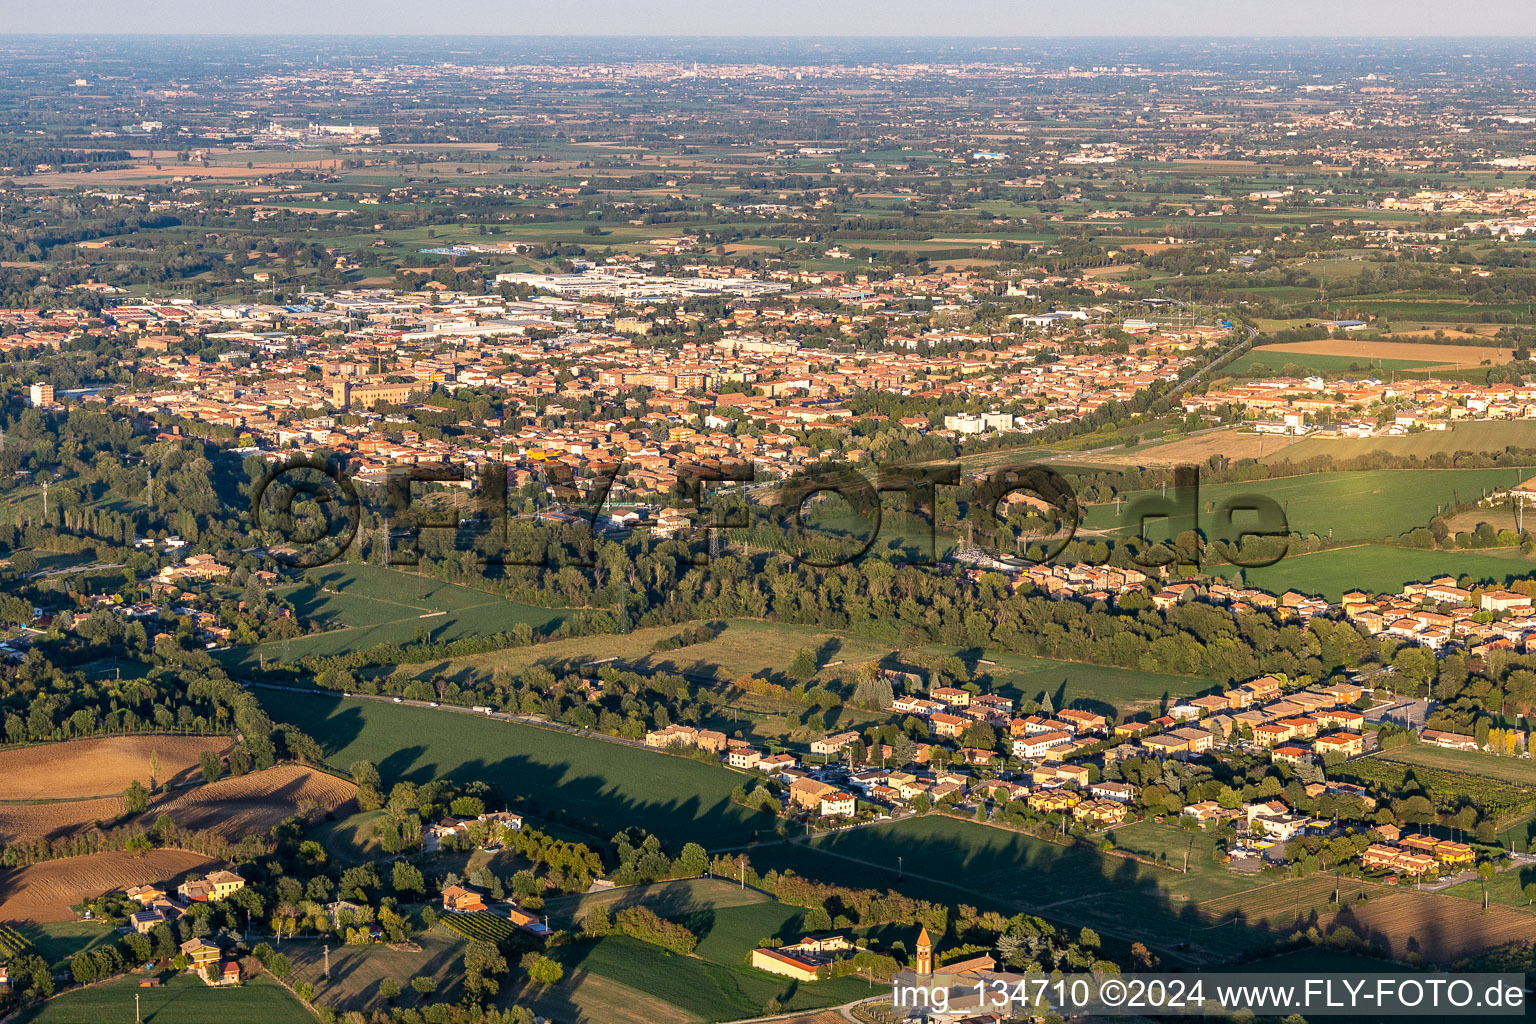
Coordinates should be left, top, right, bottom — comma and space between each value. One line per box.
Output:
508, 905, 552, 935
1421, 729, 1479, 750
750, 935, 854, 982
441, 884, 488, 913
130, 908, 166, 934
177, 870, 245, 903
178, 938, 221, 970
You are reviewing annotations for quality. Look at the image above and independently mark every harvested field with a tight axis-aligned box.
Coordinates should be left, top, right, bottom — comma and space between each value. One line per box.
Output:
1255, 339, 1513, 368
0, 849, 221, 923
0, 796, 124, 844
0, 735, 234, 800
1322, 889, 1536, 963
147, 764, 357, 839
1069, 428, 1300, 468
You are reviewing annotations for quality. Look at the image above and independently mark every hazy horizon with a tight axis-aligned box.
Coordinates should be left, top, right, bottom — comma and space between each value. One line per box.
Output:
12, 1, 1536, 38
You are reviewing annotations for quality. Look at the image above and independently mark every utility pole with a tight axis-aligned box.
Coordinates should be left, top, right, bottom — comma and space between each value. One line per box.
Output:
323, 943, 330, 979
136, 992, 141, 1024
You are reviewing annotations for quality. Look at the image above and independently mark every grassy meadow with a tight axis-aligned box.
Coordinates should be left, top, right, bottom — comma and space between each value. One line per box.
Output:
255, 688, 773, 850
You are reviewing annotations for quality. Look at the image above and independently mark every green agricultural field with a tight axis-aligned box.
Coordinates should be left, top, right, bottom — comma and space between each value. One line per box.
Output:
394, 617, 1209, 720
1214, 544, 1536, 601
927, 648, 1207, 716
12, 973, 313, 1024
394, 617, 895, 692
1277, 420, 1536, 462
224, 563, 572, 668
15, 921, 117, 968
541, 934, 871, 1023
1440, 863, 1536, 909
543, 878, 781, 930
255, 688, 774, 849
1082, 468, 1534, 545
309, 809, 387, 863
749, 815, 1330, 964
1223, 347, 1436, 377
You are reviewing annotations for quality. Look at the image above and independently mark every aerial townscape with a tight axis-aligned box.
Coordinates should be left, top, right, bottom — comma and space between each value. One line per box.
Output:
6, 19, 1536, 1024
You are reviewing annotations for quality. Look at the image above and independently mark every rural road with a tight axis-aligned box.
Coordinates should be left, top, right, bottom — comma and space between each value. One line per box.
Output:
717, 992, 890, 1024
25, 561, 125, 579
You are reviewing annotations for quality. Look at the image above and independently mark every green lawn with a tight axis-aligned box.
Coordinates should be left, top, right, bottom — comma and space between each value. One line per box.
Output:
927, 647, 1204, 715
1440, 863, 1536, 909
223, 564, 573, 668
13, 973, 313, 1024
543, 878, 780, 930
1216, 544, 1536, 601
308, 809, 387, 864
1083, 468, 1534, 545
543, 935, 870, 1022
256, 689, 774, 849
1224, 348, 1436, 377
16, 921, 118, 969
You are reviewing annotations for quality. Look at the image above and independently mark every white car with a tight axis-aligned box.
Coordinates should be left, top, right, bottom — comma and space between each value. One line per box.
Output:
392, 697, 403, 704
430, 701, 441, 707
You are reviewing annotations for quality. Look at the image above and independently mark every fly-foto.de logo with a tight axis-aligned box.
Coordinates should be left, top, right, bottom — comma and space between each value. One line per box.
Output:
246, 456, 1289, 573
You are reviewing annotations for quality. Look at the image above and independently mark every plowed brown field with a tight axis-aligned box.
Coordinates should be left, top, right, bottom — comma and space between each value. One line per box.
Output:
0, 735, 235, 800
0, 796, 123, 844
147, 764, 357, 839
0, 848, 222, 923
1323, 889, 1536, 963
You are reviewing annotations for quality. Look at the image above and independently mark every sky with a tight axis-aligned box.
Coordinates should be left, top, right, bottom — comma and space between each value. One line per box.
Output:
11, 0, 1536, 38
